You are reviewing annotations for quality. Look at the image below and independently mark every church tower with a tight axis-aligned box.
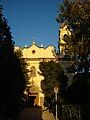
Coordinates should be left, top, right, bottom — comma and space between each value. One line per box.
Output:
58, 22, 71, 57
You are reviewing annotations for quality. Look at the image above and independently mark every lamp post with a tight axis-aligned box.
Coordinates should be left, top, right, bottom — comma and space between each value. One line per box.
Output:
54, 86, 58, 120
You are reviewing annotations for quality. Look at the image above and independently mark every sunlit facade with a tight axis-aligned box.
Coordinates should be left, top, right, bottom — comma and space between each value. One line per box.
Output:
58, 22, 71, 56
16, 42, 57, 107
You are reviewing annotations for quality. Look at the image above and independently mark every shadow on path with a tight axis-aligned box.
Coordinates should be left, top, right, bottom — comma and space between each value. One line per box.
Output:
17, 106, 42, 120
17, 107, 56, 120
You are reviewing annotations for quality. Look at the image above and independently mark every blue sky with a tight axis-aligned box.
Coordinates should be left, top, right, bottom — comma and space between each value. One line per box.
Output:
1, 0, 62, 49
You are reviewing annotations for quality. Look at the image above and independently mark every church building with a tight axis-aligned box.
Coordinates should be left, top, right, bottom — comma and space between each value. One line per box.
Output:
15, 42, 57, 107
58, 22, 71, 57
14, 22, 72, 107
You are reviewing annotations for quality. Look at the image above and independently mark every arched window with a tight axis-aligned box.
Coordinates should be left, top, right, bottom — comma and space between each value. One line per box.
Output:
30, 66, 36, 77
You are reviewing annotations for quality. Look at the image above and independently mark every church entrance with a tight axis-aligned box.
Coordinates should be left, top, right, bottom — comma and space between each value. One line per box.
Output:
24, 83, 44, 107
28, 84, 39, 106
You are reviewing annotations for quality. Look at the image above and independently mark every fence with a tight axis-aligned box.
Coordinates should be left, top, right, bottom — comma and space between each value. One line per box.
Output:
61, 104, 81, 120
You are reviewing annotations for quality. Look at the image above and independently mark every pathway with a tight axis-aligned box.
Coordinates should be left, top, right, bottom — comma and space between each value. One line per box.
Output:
42, 109, 55, 120
17, 107, 56, 120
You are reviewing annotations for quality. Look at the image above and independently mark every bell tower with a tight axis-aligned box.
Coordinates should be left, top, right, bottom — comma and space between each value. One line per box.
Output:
58, 22, 71, 57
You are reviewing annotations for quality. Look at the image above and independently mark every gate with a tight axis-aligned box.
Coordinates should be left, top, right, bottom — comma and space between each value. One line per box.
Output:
62, 104, 81, 120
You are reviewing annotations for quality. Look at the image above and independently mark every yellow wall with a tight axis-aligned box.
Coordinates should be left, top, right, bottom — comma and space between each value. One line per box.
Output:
59, 25, 71, 55
22, 43, 56, 59
15, 43, 57, 107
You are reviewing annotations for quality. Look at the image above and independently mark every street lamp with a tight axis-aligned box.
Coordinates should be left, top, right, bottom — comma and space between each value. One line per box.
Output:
54, 86, 58, 120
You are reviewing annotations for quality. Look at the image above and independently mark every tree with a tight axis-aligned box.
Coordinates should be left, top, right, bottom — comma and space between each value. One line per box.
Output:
56, 1, 90, 118
39, 61, 68, 118
56, 0, 90, 89
0, 5, 26, 119
15, 48, 29, 86
56, 0, 90, 60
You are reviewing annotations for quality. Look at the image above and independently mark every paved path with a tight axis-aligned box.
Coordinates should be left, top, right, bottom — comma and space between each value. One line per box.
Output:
42, 109, 55, 120
17, 107, 42, 120
17, 107, 56, 120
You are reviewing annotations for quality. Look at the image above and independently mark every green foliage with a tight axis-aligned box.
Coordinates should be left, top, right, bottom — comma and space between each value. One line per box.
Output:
15, 49, 29, 85
39, 61, 68, 106
0, 5, 26, 119
66, 72, 90, 103
56, 1, 90, 118
56, 0, 90, 60
0, 6, 14, 54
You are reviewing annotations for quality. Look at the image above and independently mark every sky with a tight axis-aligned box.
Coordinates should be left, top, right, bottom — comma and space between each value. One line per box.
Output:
1, 0, 62, 49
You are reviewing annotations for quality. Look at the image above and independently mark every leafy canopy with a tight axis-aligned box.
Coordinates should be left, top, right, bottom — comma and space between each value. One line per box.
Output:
39, 61, 68, 106
56, 0, 90, 60
0, 5, 27, 119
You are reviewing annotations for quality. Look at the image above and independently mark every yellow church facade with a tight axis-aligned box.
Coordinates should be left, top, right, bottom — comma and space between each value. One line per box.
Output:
17, 42, 57, 107
14, 23, 71, 107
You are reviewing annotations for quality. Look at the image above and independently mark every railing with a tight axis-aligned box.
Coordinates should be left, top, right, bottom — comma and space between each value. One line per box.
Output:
61, 104, 81, 120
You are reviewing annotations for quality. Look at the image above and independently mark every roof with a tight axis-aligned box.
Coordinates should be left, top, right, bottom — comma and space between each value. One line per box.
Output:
21, 43, 57, 59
